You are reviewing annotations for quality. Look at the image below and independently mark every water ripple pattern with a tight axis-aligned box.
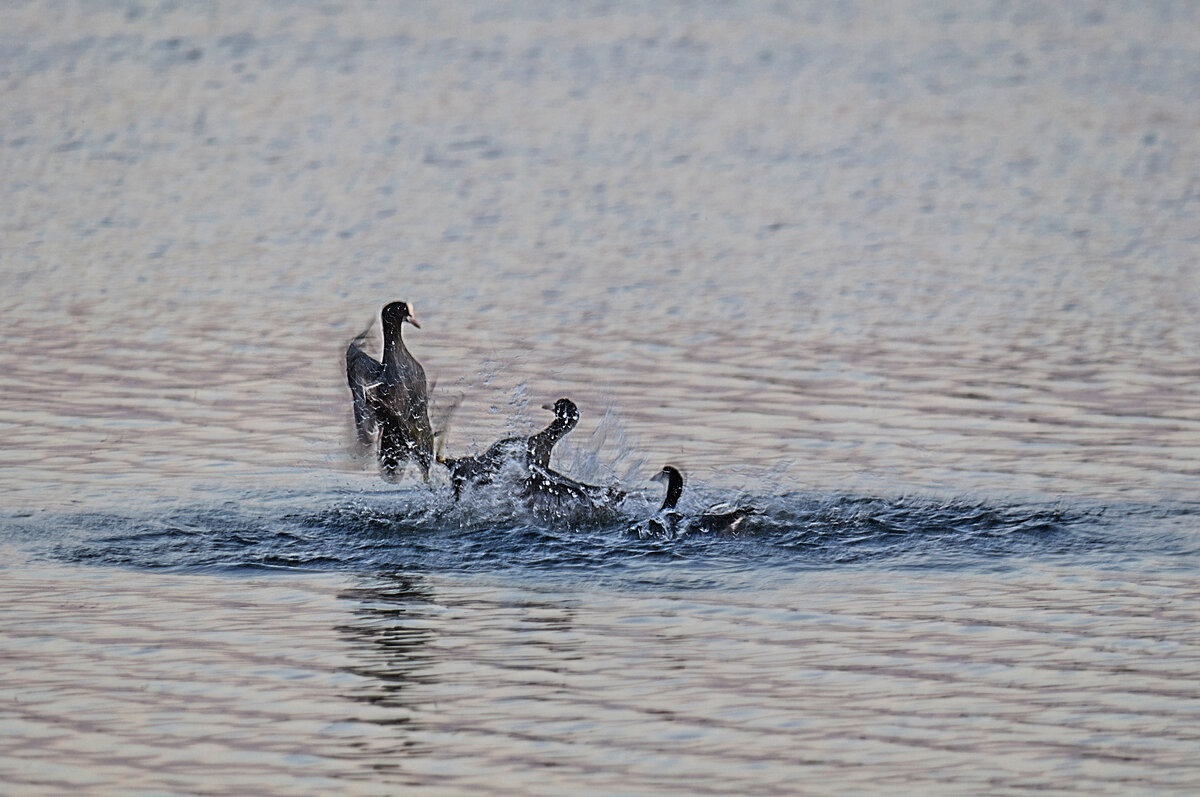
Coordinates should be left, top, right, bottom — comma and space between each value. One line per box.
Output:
3, 566, 1199, 794
2, 487, 1179, 577
2, 1, 1200, 795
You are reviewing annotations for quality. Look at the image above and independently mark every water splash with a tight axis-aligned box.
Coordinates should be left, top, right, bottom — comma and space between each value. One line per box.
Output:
554, 401, 644, 486
1, 479, 1181, 581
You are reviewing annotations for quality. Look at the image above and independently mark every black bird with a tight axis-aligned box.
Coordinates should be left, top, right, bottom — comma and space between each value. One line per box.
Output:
346, 301, 434, 481
440, 398, 580, 499
528, 398, 580, 468
521, 400, 626, 511
641, 465, 758, 537
522, 462, 626, 511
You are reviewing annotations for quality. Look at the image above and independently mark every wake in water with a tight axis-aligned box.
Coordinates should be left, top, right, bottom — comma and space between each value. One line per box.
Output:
1, 479, 1151, 578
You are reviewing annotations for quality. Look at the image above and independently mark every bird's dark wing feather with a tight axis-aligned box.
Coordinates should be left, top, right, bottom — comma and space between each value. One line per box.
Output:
346, 336, 382, 447
692, 504, 759, 535
523, 465, 624, 508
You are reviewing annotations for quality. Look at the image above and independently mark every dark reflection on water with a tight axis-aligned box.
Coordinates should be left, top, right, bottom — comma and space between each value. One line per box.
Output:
3, 0, 1200, 792
336, 573, 438, 766
5, 560, 1198, 795
319, 562, 1200, 794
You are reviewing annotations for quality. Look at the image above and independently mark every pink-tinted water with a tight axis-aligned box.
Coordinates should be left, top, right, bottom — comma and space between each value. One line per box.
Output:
2, 2, 1199, 793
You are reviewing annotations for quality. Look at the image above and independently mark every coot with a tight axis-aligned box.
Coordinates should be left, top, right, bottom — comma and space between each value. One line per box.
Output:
440, 398, 580, 499
346, 301, 434, 481
641, 465, 758, 537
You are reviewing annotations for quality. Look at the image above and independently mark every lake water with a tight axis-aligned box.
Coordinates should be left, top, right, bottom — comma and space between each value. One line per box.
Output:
2, 1, 1199, 793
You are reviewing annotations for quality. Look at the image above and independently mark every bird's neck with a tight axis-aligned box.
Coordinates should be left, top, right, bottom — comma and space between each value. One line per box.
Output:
543, 415, 575, 443
528, 416, 573, 464
660, 474, 683, 511
382, 326, 408, 370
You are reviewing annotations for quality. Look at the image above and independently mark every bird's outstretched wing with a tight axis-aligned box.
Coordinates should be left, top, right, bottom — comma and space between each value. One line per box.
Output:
345, 326, 382, 448
429, 385, 463, 447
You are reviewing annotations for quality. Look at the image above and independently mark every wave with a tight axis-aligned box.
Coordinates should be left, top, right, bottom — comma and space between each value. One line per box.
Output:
4, 480, 1186, 579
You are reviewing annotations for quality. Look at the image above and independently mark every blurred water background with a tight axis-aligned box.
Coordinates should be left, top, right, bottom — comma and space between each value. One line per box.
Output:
2, 1, 1199, 793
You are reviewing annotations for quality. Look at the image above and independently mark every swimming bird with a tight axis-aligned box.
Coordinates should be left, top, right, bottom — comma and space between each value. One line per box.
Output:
522, 462, 626, 512
528, 398, 580, 468
520, 401, 625, 510
641, 465, 758, 537
440, 398, 581, 499
345, 301, 434, 481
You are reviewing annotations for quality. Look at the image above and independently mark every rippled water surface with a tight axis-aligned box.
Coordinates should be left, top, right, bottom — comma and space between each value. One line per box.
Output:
2, 1, 1200, 794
